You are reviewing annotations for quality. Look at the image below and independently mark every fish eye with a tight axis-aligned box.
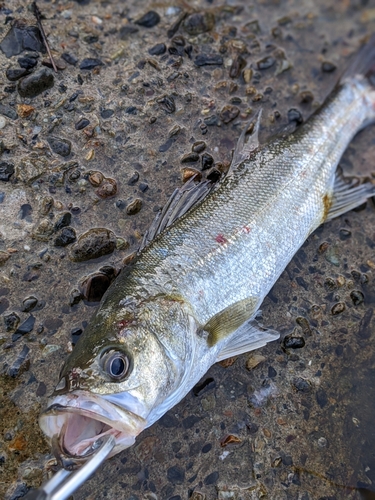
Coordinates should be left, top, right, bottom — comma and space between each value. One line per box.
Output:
101, 350, 130, 381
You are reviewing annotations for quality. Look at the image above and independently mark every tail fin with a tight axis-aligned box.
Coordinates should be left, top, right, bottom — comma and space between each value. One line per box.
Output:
341, 34, 375, 83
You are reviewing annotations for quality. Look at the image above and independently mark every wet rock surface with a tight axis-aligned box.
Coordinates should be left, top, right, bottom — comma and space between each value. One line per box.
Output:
0, 1, 374, 499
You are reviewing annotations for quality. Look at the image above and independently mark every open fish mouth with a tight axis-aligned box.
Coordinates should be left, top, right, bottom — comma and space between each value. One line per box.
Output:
39, 391, 147, 467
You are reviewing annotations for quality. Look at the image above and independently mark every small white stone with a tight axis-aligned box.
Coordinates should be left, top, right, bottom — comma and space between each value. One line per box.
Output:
0, 116, 7, 129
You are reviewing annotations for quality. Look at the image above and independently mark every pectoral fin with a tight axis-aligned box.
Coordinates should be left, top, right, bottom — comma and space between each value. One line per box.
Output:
229, 110, 262, 173
204, 297, 259, 346
325, 168, 375, 221
216, 314, 280, 362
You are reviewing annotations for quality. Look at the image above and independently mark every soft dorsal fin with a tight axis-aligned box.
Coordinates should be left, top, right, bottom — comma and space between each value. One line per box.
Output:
229, 109, 262, 173
139, 177, 213, 252
325, 167, 375, 221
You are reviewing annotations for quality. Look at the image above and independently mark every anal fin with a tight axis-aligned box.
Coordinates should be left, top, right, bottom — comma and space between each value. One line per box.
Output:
216, 313, 279, 362
326, 168, 375, 221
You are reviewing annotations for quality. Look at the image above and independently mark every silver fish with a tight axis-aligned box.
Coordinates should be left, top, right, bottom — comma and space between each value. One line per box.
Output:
40, 36, 375, 475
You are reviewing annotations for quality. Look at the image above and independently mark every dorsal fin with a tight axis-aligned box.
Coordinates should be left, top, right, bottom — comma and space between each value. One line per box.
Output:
139, 176, 213, 252
229, 109, 262, 173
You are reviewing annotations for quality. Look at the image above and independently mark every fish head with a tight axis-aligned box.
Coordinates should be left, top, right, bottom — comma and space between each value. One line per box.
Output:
40, 291, 196, 465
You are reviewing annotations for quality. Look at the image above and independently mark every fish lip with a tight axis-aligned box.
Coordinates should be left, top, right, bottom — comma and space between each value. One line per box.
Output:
40, 391, 147, 464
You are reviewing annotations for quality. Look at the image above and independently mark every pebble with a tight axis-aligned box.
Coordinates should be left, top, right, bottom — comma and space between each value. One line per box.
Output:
246, 353, 266, 370
79, 58, 104, 70
70, 289, 82, 306
54, 227, 77, 247
101, 109, 114, 119
0, 116, 6, 129
6, 67, 30, 81
48, 136, 72, 157
4, 312, 20, 331
0, 162, 14, 181
293, 377, 311, 392
18, 55, 38, 69
135, 11, 160, 28
80, 272, 112, 302
256, 56, 276, 70
119, 25, 139, 39
0, 22, 44, 57
139, 182, 148, 192
54, 212, 72, 231
69, 228, 117, 261
18, 68, 54, 98
21, 296, 38, 312
229, 55, 246, 78
7, 345, 30, 377
192, 141, 206, 153
88, 171, 104, 187
13, 315, 35, 340
127, 172, 139, 185
157, 95, 175, 114
287, 108, 303, 124
62, 52, 78, 65
148, 43, 166, 55
195, 54, 223, 67
220, 105, 240, 124
300, 90, 314, 104
206, 168, 221, 183
16, 104, 34, 118
192, 377, 215, 396
181, 152, 199, 163
283, 335, 305, 349
126, 198, 143, 215
321, 61, 336, 73
204, 471, 219, 485
0, 103, 18, 120
339, 228, 351, 240
96, 178, 117, 198
75, 117, 90, 130
331, 302, 345, 315
350, 290, 364, 306
32, 220, 54, 241
182, 167, 201, 182
243, 68, 253, 83
167, 465, 185, 484
183, 12, 215, 35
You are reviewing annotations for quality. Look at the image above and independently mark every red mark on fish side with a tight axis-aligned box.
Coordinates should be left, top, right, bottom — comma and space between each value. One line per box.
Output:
242, 225, 251, 234
215, 234, 228, 244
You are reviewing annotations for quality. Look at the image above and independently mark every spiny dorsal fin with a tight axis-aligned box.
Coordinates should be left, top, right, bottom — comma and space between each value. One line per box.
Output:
229, 109, 262, 173
139, 177, 213, 253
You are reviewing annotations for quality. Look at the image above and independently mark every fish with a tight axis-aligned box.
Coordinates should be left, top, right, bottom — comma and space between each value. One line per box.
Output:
40, 35, 375, 473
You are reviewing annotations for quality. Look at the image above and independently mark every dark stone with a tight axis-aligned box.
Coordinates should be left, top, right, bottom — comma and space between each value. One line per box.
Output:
75, 118, 90, 130
139, 182, 148, 192
0, 162, 15, 181
204, 114, 219, 126
246, 421, 259, 434
204, 471, 219, 485
20, 203, 32, 220
6, 481, 29, 500
125, 106, 137, 114
321, 61, 336, 73
159, 413, 179, 428
183, 12, 215, 35
148, 43, 166, 56
192, 141, 206, 153
7, 345, 30, 377
54, 227, 77, 247
193, 377, 215, 396
13, 315, 35, 340
0, 104, 18, 120
101, 109, 114, 119
62, 52, 78, 65
194, 54, 223, 67
293, 377, 311, 392
69, 228, 117, 262
283, 335, 305, 349
17, 56, 37, 69
182, 415, 201, 429
256, 56, 276, 70
83, 34, 99, 44
316, 388, 328, 408
159, 138, 174, 152
350, 290, 364, 306
229, 55, 246, 78
18, 68, 54, 98
81, 273, 111, 302
135, 11, 160, 28
119, 25, 139, 39
288, 108, 303, 124
0, 297, 9, 314
4, 312, 20, 331
6, 67, 30, 81
79, 58, 104, 70
220, 105, 240, 124
71, 327, 83, 345
48, 137, 72, 157
295, 276, 308, 290
206, 168, 221, 183
126, 198, 142, 215
54, 212, 72, 231
36, 382, 47, 396
202, 443, 212, 453
268, 366, 277, 378
158, 95, 175, 114
167, 465, 185, 484
127, 172, 139, 185
70, 289, 82, 306
21, 296, 38, 312
0, 21, 45, 57
181, 152, 199, 163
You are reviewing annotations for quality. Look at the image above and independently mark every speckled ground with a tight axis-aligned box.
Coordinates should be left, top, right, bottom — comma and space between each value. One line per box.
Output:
0, 0, 375, 499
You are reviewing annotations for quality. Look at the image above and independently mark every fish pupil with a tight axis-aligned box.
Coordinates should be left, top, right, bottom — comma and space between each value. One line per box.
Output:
110, 356, 125, 376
